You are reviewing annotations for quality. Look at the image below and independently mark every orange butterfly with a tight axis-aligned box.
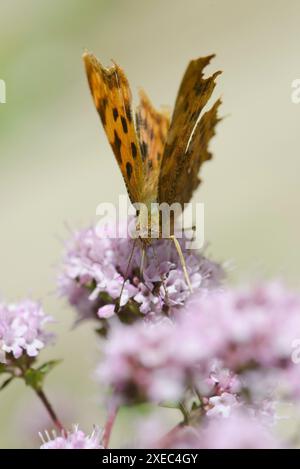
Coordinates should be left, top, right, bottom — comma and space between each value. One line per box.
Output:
83, 52, 221, 292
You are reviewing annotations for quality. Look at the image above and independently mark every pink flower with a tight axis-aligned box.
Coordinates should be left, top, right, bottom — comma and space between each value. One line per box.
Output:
197, 411, 280, 449
206, 392, 239, 417
40, 426, 103, 449
98, 304, 115, 319
98, 321, 184, 403
205, 361, 241, 395
98, 282, 300, 412
98, 318, 234, 404
184, 282, 300, 399
0, 300, 54, 363
58, 220, 224, 322
133, 409, 281, 449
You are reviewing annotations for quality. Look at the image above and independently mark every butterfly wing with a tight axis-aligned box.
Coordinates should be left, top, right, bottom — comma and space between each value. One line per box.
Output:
135, 90, 170, 201
83, 52, 144, 204
174, 98, 222, 204
158, 55, 221, 206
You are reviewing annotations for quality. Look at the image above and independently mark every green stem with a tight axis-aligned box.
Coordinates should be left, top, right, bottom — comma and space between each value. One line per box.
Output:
178, 401, 190, 424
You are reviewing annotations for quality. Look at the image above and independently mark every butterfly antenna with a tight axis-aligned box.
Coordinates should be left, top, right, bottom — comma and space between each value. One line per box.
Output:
170, 235, 193, 293
115, 238, 138, 313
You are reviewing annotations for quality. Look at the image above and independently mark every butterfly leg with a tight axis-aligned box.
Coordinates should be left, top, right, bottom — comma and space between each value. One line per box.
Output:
151, 243, 170, 308
169, 235, 193, 293
140, 244, 146, 278
115, 238, 137, 313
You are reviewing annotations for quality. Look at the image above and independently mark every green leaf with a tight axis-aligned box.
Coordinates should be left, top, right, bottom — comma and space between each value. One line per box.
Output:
24, 368, 44, 390
0, 375, 14, 391
36, 359, 62, 375
24, 360, 62, 391
159, 401, 180, 409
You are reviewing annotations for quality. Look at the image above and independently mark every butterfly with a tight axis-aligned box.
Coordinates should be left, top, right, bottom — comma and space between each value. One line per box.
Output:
83, 52, 221, 293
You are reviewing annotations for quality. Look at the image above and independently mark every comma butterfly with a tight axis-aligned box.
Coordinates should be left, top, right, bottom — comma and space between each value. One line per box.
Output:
83, 52, 221, 293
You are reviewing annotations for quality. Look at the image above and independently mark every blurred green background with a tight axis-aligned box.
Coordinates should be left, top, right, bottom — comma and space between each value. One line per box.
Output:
0, 0, 299, 448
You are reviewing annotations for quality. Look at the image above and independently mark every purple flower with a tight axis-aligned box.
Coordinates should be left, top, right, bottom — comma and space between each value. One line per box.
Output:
97, 319, 237, 405
98, 321, 183, 403
40, 426, 103, 449
184, 282, 300, 396
58, 219, 224, 323
98, 282, 300, 409
0, 300, 54, 363
133, 409, 281, 449
205, 360, 241, 395
206, 392, 239, 418
196, 410, 280, 449
184, 282, 300, 408
165, 410, 280, 449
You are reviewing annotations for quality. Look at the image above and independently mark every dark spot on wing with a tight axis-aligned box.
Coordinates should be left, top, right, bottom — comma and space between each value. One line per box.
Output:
193, 82, 203, 96
98, 98, 108, 126
112, 130, 122, 164
190, 110, 198, 122
125, 104, 132, 123
126, 162, 133, 180
163, 144, 171, 159
140, 141, 148, 161
112, 108, 118, 121
121, 116, 128, 133
131, 142, 137, 159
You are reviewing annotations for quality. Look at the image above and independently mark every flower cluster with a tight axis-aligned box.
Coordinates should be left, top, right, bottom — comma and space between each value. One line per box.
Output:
58, 221, 224, 323
4, 217, 300, 449
185, 282, 300, 371
158, 410, 280, 449
185, 283, 300, 402
131, 406, 281, 449
98, 318, 239, 406
0, 300, 54, 364
40, 426, 103, 449
194, 410, 280, 449
98, 282, 300, 422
